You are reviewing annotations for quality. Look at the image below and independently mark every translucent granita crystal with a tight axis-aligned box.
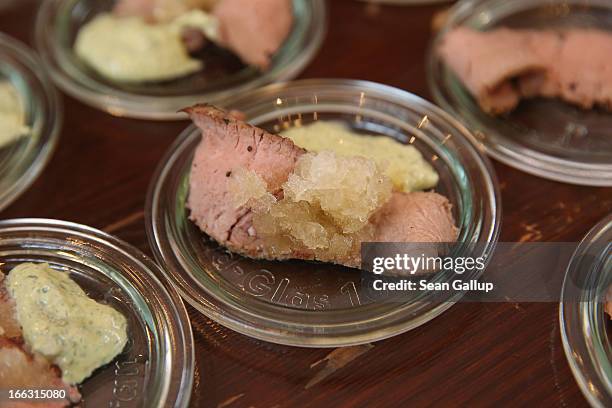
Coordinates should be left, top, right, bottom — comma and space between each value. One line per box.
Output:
228, 150, 392, 260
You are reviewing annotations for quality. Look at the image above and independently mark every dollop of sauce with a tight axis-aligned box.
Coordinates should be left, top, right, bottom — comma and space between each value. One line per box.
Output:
6, 263, 128, 384
0, 81, 29, 148
75, 10, 218, 82
282, 121, 439, 193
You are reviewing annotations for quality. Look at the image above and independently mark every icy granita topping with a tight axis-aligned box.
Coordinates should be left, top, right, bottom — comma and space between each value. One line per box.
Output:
229, 150, 392, 259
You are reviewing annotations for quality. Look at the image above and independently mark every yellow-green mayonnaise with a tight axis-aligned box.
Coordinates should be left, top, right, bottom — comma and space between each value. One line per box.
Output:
6, 263, 128, 384
282, 121, 439, 192
75, 10, 218, 82
0, 81, 29, 148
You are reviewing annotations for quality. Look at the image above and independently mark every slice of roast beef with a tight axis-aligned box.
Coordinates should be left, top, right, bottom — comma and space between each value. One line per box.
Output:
555, 29, 612, 110
186, 104, 305, 258
439, 27, 612, 114
438, 27, 547, 114
372, 192, 458, 243
518, 30, 565, 99
213, 0, 293, 69
185, 105, 458, 269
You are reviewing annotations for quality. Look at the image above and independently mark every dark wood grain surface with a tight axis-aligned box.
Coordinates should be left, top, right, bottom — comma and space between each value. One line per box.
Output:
2, 1, 612, 407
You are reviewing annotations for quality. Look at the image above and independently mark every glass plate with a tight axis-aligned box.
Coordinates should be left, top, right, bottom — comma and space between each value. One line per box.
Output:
427, 0, 612, 186
0, 218, 194, 407
34, 0, 327, 120
560, 214, 612, 408
146, 79, 501, 347
0, 33, 61, 212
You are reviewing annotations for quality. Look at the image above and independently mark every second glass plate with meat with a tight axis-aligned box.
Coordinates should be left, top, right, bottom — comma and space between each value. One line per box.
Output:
428, 0, 612, 186
35, 0, 326, 120
146, 79, 501, 347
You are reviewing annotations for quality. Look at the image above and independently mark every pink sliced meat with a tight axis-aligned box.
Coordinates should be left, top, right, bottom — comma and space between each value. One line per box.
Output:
373, 192, 458, 243
439, 27, 612, 114
185, 105, 458, 268
213, 0, 293, 69
185, 104, 305, 257
555, 30, 612, 110
518, 30, 565, 98
438, 27, 547, 114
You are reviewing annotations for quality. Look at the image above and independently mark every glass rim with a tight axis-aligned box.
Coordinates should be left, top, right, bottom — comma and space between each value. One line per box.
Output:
0, 217, 195, 407
0, 33, 62, 212
145, 78, 502, 347
426, 0, 612, 187
33, 0, 328, 120
560, 213, 612, 408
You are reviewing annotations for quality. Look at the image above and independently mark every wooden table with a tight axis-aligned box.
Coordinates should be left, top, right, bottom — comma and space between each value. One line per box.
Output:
2, 1, 611, 407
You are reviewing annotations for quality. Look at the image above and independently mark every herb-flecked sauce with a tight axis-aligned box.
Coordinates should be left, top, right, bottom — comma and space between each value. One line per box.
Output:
6, 263, 128, 384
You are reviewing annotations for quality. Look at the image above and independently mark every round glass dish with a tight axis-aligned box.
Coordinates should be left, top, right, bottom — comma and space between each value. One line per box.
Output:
0, 218, 194, 407
34, 0, 327, 120
0, 33, 62, 212
427, 0, 612, 186
560, 214, 612, 408
146, 79, 501, 347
